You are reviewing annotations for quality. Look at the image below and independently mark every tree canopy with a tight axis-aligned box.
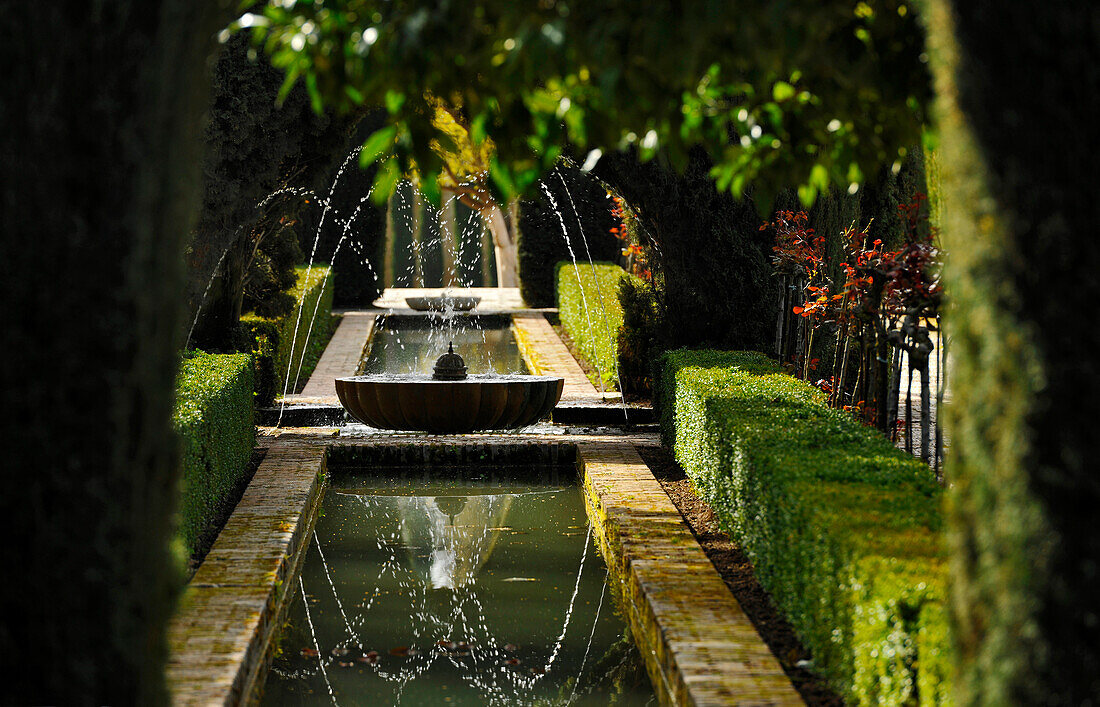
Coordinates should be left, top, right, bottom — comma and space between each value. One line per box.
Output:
239, 0, 930, 208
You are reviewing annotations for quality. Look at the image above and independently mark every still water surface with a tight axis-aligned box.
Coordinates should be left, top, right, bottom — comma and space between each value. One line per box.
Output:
360, 315, 527, 376
261, 466, 655, 706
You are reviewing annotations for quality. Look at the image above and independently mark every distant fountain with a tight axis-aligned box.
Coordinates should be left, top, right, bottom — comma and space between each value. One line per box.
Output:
337, 344, 563, 433
405, 295, 480, 312
191, 152, 628, 429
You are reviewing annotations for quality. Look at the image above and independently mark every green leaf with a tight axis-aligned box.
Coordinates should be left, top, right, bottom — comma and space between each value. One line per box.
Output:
470, 111, 489, 145
344, 85, 365, 105
359, 125, 397, 168
772, 81, 796, 102
810, 163, 830, 191
305, 72, 323, 114
276, 66, 301, 106
419, 171, 441, 205
384, 89, 406, 115
489, 157, 516, 202
371, 159, 400, 205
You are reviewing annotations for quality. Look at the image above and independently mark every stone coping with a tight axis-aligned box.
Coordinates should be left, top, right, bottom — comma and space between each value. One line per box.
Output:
167, 433, 330, 705
579, 442, 803, 706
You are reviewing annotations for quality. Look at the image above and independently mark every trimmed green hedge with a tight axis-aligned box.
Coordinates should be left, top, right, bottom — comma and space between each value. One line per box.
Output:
241, 264, 335, 404
556, 261, 640, 391
174, 351, 255, 555
659, 349, 951, 705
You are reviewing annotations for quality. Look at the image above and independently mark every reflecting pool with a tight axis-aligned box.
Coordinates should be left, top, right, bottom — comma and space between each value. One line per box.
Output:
260, 466, 654, 706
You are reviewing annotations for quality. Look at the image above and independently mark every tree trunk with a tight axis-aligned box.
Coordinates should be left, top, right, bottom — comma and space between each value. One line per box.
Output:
410, 187, 424, 286
926, 1, 1100, 701
484, 202, 520, 288
873, 317, 890, 432
384, 192, 396, 288
1, 2, 228, 703
919, 363, 931, 463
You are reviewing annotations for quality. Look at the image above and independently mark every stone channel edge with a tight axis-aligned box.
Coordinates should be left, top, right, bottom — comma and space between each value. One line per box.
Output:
166, 435, 329, 706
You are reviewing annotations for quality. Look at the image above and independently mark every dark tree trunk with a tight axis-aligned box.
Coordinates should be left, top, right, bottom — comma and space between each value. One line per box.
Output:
1, 2, 228, 703
927, 1, 1100, 702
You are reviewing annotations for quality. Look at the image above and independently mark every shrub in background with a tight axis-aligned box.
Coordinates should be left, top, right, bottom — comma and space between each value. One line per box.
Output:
556, 262, 640, 391
304, 112, 388, 307
659, 349, 951, 704
518, 163, 621, 308
174, 352, 255, 556
241, 265, 335, 405
593, 149, 778, 355
617, 275, 661, 394
186, 31, 365, 350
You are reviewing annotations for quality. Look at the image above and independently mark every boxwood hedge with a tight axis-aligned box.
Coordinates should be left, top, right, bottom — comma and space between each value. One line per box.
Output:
174, 351, 255, 555
556, 261, 640, 391
241, 264, 335, 404
659, 349, 952, 705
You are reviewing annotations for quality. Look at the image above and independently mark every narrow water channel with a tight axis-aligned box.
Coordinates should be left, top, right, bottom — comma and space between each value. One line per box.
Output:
360, 315, 527, 376
260, 465, 654, 706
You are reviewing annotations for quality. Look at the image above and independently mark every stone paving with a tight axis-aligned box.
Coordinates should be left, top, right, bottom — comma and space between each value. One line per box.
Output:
510, 310, 608, 403
289, 312, 374, 402
279, 289, 542, 406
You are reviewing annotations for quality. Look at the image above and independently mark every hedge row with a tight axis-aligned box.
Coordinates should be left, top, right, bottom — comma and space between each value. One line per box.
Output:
241, 264, 335, 404
659, 349, 951, 705
556, 262, 638, 391
174, 351, 255, 555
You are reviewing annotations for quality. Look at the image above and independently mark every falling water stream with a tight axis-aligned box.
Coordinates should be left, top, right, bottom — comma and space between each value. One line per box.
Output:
188, 145, 629, 429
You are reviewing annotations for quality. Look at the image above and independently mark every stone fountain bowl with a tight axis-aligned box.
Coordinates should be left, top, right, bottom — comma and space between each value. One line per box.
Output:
335, 373, 564, 433
405, 296, 481, 312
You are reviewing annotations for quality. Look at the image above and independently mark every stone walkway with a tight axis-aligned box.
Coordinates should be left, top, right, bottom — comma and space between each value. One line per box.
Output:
510, 310, 606, 403
282, 312, 374, 405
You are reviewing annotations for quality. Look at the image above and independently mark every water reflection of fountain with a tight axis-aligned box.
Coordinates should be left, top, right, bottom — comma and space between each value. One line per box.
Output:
280, 489, 603, 706
396, 494, 512, 590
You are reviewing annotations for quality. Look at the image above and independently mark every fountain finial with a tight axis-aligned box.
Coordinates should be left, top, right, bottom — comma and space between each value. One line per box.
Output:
432, 342, 468, 380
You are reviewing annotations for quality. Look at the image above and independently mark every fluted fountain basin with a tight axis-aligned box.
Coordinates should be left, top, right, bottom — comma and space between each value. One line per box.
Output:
335, 374, 564, 433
